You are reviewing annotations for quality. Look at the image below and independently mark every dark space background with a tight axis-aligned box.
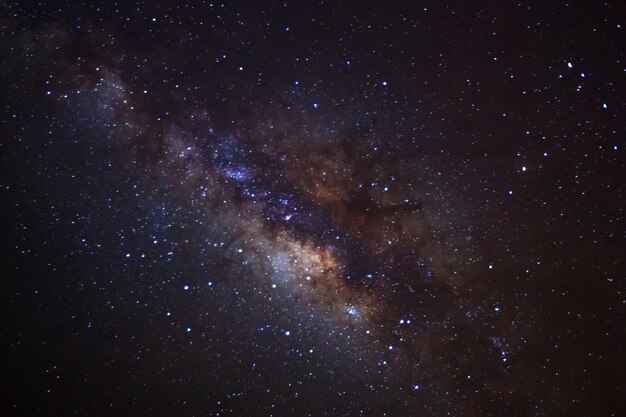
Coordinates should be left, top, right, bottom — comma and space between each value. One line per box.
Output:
1, 1, 624, 416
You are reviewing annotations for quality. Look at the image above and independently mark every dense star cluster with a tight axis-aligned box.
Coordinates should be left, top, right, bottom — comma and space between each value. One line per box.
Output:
1, 1, 624, 416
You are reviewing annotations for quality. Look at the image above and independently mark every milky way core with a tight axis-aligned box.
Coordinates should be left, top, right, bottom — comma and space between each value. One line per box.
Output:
2, 2, 624, 417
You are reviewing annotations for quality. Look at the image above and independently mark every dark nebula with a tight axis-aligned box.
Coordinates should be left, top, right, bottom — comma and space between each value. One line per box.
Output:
1, 2, 624, 416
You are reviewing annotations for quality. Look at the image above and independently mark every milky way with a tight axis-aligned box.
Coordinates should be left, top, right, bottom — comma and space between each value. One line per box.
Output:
2, 2, 624, 416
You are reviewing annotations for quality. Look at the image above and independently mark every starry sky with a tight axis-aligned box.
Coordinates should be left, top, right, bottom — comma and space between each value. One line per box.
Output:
1, 1, 624, 416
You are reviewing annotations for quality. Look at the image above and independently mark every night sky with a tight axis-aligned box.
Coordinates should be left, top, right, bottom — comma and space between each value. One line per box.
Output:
1, 1, 625, 416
